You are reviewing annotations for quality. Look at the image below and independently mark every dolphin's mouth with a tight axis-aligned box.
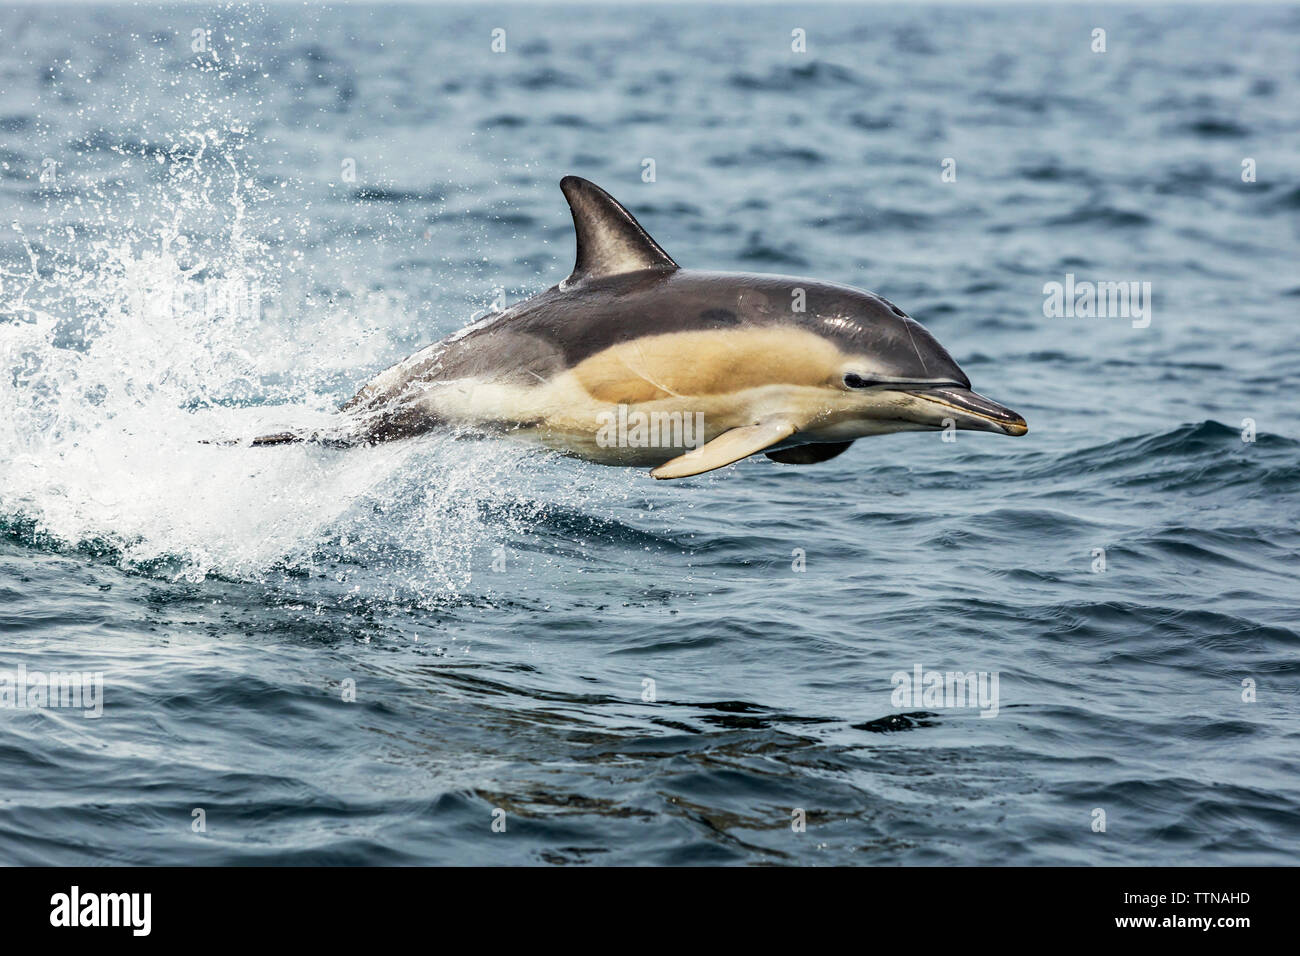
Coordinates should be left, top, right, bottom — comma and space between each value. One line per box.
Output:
907, 385, 1028, 436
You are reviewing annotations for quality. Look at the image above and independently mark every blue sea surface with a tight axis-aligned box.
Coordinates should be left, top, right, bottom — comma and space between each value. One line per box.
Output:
0, 2, 1297, 865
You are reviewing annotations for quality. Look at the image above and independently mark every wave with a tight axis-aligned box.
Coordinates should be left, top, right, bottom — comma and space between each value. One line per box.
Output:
728, 61, 868, 92
1043, 205, 1153, 229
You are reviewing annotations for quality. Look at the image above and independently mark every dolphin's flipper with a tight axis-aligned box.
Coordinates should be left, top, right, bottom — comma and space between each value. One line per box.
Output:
559, 176, 678, 288
650, 419, 798, 480
766, 441, 854, 465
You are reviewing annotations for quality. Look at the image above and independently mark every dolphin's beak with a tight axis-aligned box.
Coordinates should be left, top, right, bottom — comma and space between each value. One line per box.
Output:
908, 385, 1028, 436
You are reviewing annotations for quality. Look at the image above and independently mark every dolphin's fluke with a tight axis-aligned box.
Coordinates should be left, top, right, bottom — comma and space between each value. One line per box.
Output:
559, 176, 678, 288
198, 431, 302, 447
247, 429, 364, 448
250, 431, 303, 446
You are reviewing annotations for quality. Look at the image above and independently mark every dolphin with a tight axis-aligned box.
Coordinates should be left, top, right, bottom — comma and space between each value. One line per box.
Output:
253, 176, 1026, 478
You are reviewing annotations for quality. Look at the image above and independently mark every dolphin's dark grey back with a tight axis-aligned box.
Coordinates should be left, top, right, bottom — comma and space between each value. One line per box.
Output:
422, 269, 969, 388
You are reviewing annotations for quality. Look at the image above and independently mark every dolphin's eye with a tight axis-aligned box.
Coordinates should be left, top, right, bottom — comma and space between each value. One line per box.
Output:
844, 373, 879, 389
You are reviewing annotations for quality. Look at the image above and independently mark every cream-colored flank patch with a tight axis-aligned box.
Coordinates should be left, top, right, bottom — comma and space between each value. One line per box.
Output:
570, 326, 846, 403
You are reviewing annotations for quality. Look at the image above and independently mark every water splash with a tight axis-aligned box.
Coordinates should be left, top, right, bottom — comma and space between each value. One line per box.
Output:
0, 104, 595, 600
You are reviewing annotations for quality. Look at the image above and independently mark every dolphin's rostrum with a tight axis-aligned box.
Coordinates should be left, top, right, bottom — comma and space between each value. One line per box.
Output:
254, 176, 1027, 478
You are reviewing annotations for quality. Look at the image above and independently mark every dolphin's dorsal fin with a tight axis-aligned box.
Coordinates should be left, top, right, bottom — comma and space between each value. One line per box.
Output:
560, 176, 678, 288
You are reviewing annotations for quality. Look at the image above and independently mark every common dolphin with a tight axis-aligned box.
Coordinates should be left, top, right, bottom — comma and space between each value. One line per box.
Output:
254, 176, 1027, 478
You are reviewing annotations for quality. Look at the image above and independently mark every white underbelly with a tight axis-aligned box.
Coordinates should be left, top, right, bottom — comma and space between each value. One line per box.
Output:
409, 374, 909, 466
419, 377, 809, 465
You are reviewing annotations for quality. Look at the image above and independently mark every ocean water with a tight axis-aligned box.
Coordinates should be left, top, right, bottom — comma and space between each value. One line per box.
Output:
1, 1, 1298, 866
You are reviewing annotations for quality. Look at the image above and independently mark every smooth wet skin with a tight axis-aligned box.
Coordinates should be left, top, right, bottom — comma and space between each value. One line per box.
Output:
261, 177, 1027, 476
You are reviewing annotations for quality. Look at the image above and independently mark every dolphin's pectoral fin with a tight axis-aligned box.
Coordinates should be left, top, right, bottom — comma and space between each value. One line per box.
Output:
560, 176, 679, 288
650, 419, 798, 480
765, 441, 854, 465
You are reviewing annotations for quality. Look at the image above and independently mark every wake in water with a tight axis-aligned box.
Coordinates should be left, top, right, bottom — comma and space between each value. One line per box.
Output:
0, 120, 631, 597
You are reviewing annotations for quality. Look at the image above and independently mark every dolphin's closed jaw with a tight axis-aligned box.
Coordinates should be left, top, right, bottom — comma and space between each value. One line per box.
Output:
908, 385, 1028, 436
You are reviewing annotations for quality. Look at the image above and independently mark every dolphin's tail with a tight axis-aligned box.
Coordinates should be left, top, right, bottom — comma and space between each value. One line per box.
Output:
250, 431, 303, 446
197, 431, 304, 447
206, 408, 386, 447
198, 429, 355, 448
248, 430, 360, 448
